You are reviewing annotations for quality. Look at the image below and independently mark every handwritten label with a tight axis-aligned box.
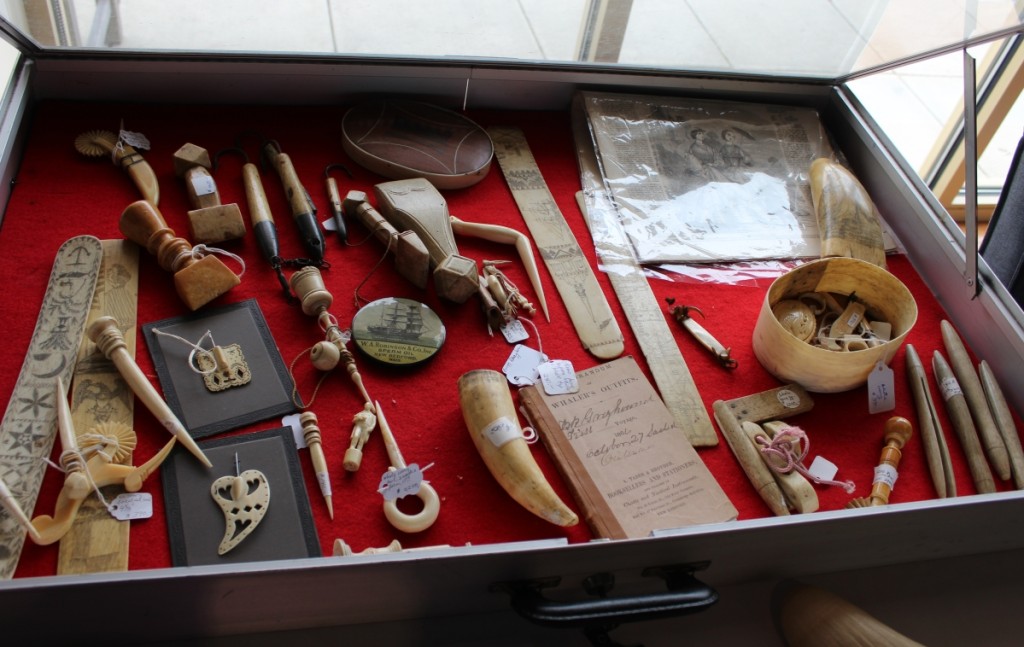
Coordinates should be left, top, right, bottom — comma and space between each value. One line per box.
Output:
378, 464, 425, 501
317, 471, 332, 496
500, 319, 530, 343
539, 360, 578, 395
483, 416, 521, 448
867, 361, 895, 413
873, 463, 898, 489
502, 344, 546, 386
190, 174, 216, 197
776, 389, 802, 409
109, 493, 153, 520
939, 376, 962, 401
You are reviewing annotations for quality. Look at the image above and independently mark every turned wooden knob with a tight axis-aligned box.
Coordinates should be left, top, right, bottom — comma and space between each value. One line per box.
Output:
120, 200, 194, 273
290, 266, 333, 316
883, 416, 913, 452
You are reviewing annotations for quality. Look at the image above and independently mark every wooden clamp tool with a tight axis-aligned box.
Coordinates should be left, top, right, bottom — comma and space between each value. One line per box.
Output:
341, 190, 430, 290
712, 384, 815, 516
119, 200, 240, 310
374, 178, 479, 303
905, 344, 955, 498
0, 236, 101, 578
173, 143, 246, 245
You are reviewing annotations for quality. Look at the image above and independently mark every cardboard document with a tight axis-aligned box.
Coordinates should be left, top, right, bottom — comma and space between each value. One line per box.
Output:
520, 356, 736, 539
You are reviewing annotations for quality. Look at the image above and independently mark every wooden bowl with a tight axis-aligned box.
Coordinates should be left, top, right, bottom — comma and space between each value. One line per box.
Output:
342, 100, 493, 190
752, 257, 917, 393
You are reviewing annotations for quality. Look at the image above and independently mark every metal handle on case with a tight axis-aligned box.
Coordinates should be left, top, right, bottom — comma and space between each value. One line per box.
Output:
491, 562, 716, 644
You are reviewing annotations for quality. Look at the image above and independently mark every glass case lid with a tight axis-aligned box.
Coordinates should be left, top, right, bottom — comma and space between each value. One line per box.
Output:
0, 1, 1022, 82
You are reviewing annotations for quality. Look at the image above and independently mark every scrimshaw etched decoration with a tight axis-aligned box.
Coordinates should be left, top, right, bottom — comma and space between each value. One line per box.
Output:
0, 236, 102, 579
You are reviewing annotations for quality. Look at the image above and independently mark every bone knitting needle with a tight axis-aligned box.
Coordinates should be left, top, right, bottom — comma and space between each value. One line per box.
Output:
88, 316, 212, 468
940, 320, 1010, 480
979, 360, 1024, 489
932, 350, 995, 493
0, 477, 40, 543
299, 411, 333, 519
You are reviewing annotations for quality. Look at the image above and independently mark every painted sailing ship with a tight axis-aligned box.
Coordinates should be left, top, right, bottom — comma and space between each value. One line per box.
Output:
368, 300, 427, 341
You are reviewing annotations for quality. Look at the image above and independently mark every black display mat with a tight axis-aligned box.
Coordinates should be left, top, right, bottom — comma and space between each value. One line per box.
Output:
162, 427, 321, 566
142, 299, 298, 438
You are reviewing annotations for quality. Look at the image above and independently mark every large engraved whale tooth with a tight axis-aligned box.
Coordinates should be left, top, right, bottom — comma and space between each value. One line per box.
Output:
457, 369, 578, 527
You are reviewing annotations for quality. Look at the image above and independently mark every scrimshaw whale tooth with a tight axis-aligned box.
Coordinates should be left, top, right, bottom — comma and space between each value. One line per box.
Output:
809, 158, 886, 268
457, 369, 578, 527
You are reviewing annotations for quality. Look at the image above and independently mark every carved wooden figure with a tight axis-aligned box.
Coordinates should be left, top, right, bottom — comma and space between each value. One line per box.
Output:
119, 200, 240, 310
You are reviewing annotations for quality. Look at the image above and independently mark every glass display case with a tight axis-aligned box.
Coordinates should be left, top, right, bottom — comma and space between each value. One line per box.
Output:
0, 2, 1023, 644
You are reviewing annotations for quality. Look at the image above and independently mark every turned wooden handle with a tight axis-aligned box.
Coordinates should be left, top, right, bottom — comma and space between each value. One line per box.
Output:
119, 200, 195, 273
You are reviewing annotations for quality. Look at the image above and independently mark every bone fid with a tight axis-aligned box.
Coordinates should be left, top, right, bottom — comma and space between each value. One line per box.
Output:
932, 351, 995, 494
978, 360, 1024, 489
773, 580, 926, 647
457, 370, 578, 527
88, 316, 212, 468
940, 320, 1010, 480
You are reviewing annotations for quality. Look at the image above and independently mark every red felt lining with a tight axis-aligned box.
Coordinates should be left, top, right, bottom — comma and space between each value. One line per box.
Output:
2, 100, 1015, 579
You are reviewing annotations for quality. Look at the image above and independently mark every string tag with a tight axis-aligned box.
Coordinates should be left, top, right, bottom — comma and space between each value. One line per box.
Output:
500, 318, 530, 343
867, 360, 895, 413
109, 493, 153, 520
378, 463, 429, 501
808, 455, 840, 482
538, 359, 578, 395
502, 344, 547, 386
118, 127, 151, 150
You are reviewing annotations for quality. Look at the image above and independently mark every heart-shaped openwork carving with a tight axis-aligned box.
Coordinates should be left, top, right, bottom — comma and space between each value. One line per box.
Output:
210, 468, 270, 555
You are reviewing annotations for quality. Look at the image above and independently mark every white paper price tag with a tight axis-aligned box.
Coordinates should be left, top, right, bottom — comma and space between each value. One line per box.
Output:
500, 319, 530, 343
502, 344, 547, 386
190, 174, 216, 197
539, 359, 578, 395
282, 412, 306, 448
118, 128, 151, 150
109, 493, 153, 521
378, 464, 427, 501
867, 361, 895, 413
808, 455, 839, 482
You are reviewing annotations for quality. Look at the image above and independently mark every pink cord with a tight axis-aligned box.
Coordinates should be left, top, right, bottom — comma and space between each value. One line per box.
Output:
755, 425, 856, 493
